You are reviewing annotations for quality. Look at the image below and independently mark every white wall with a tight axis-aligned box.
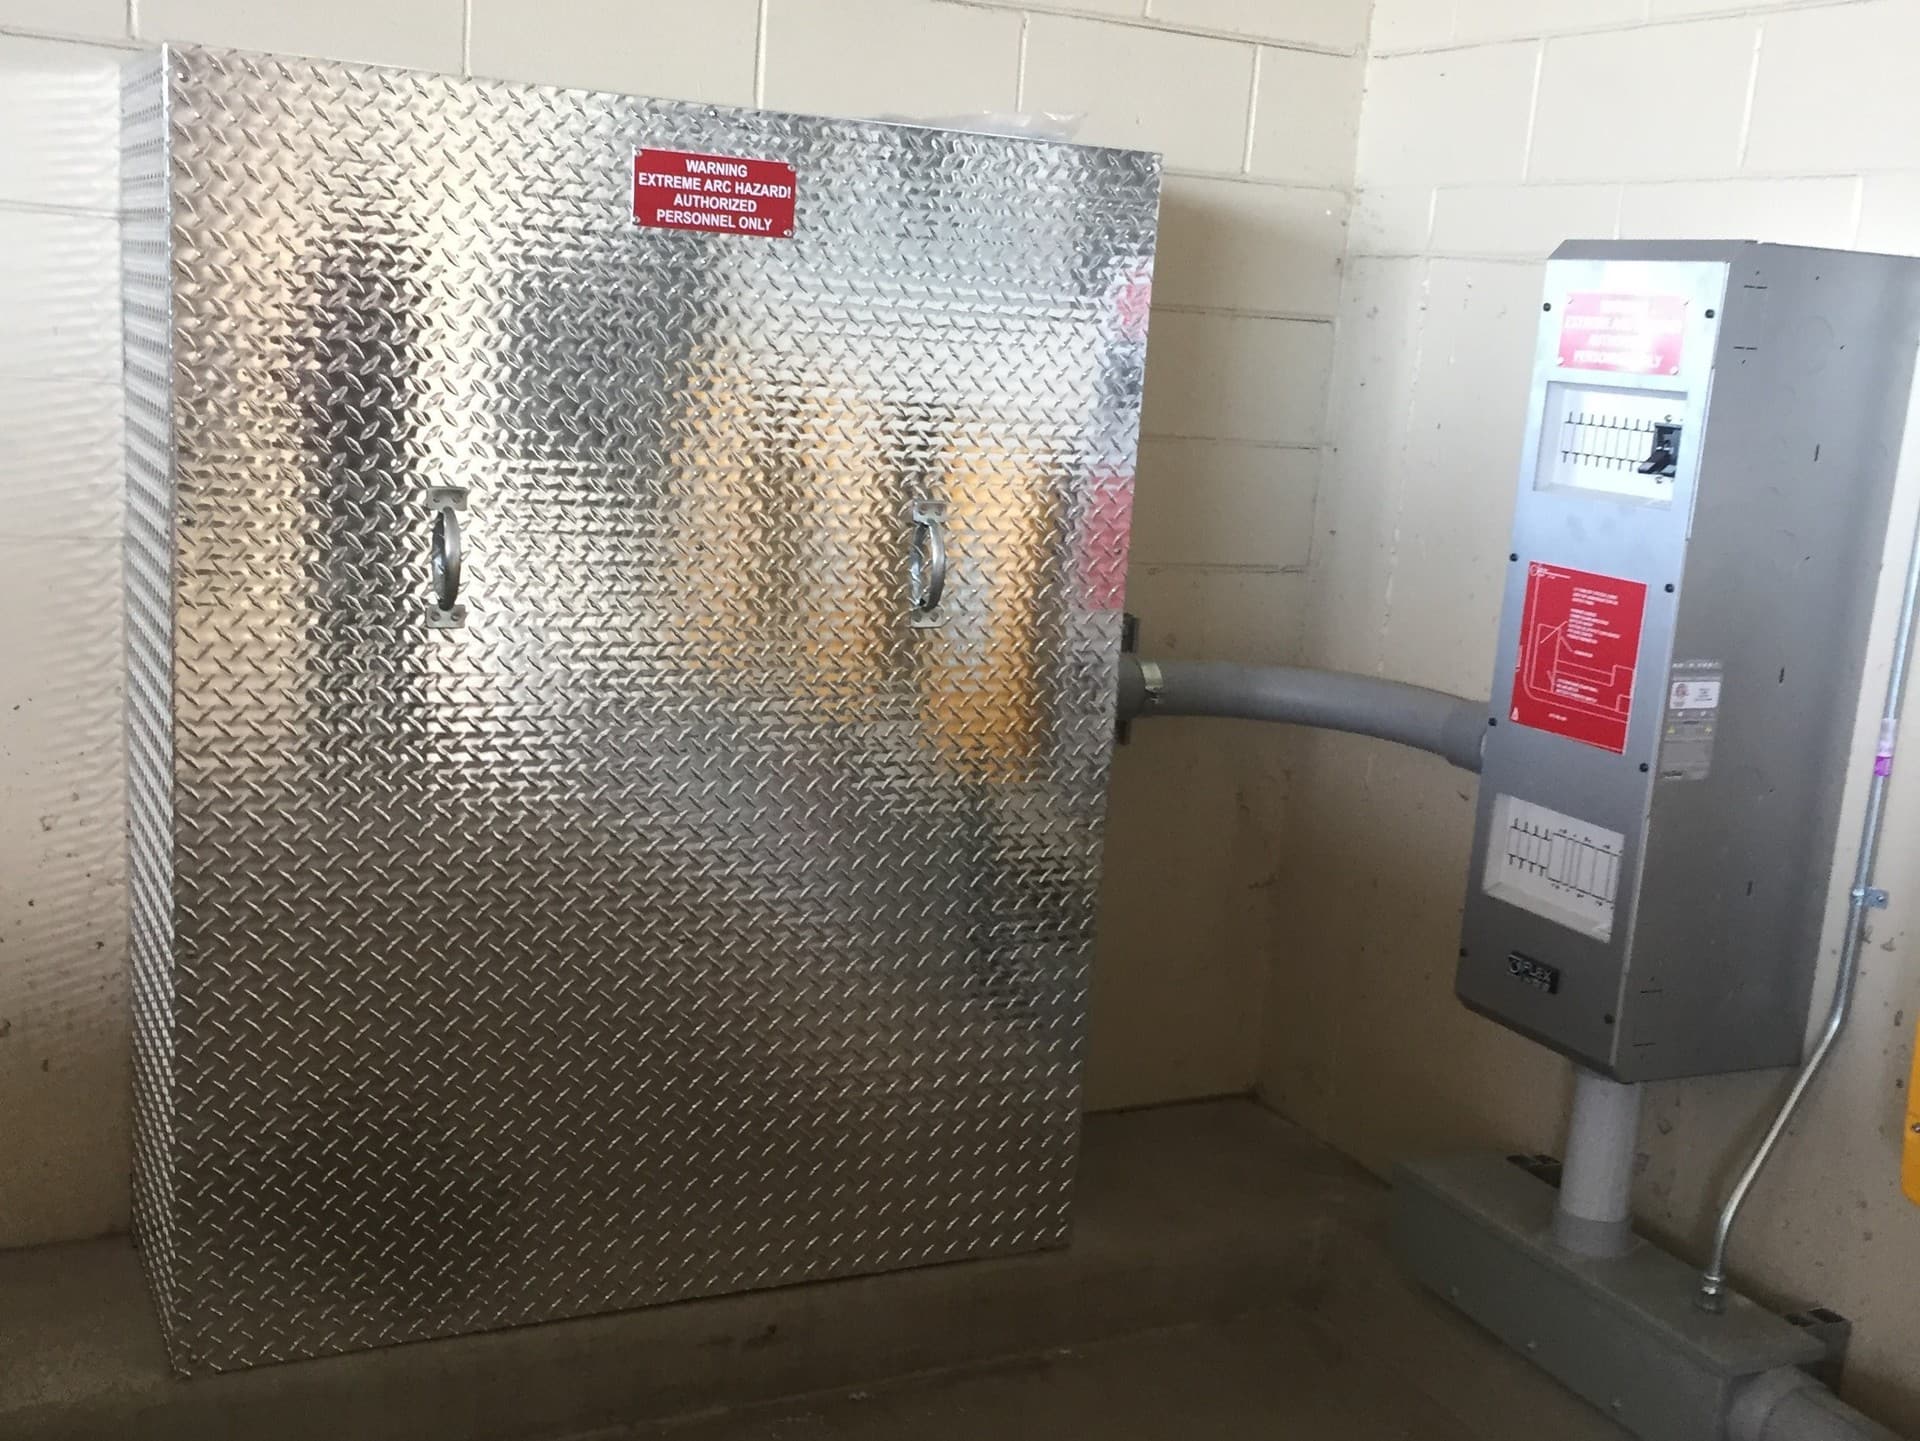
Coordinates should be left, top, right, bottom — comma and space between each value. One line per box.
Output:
1271, 0, 1920, 1427
0, 27, 131, 1251
0, 0, 1367, 1247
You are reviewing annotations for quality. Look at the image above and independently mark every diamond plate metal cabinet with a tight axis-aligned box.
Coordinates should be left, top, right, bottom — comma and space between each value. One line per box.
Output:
120, 45, 1160, 1373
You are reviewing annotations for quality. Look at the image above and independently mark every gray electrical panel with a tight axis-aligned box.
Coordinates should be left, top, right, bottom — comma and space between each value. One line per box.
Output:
1460, 241, 1920, 1082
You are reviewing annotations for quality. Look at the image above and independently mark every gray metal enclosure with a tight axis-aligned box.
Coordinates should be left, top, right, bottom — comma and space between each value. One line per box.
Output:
1459, 241, 1920, 1081
121, 45, 1159, 1373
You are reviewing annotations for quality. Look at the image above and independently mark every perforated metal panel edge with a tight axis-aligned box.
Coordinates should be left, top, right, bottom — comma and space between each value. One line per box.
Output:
122, 45, 1159, 1372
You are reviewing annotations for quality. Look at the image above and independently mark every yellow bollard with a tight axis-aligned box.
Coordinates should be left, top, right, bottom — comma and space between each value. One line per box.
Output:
1906, 1017, 1920, 1205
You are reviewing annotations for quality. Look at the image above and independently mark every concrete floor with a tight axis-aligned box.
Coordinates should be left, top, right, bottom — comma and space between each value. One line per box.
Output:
627, 1311, 1525, 1441
1, 1101, 1628, 1441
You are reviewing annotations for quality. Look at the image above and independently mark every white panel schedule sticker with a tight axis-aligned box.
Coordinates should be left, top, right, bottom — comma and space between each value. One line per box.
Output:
1482, 792, 1625, 941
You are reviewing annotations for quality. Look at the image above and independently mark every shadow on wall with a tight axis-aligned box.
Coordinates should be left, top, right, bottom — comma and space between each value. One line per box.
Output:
1086, 169, 1351, 1112
1255, 258, 1563, 1172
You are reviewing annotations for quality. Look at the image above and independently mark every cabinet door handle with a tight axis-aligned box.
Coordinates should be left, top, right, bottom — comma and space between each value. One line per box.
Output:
431, 505, 462, 612
909, 507, 946, 615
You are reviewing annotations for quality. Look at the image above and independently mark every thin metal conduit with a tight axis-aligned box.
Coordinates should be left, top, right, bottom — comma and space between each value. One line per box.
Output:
1697, 498, 1920, 1312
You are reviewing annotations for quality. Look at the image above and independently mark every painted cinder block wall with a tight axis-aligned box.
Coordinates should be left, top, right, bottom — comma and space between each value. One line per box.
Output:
1265, 0, 1920, 1428
0, 0, 1367, 1247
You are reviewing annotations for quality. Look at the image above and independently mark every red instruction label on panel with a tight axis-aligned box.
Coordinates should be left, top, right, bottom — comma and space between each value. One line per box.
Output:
1509, 562, 1649, 755
1557, 292, 1687, 375
633, 148, 796, 238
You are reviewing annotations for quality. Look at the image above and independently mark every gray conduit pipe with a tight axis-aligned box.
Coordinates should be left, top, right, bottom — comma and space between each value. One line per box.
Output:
1117, 657, 1487, 773
1728, 1368, 1904, 1441
1550, 1068, 1641, 1259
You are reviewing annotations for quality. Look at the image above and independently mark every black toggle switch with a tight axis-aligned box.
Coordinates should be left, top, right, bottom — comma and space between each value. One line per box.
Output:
1638, 421, 1681, 478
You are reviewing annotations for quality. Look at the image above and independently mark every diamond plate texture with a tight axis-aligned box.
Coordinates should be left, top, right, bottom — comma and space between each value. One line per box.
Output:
121, 45, 1159, 1373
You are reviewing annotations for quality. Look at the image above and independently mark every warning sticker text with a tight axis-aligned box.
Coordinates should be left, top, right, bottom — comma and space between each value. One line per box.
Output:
634, 148, 797, 239
1509, 561, 1649, 755
1557, 292, 1687, 376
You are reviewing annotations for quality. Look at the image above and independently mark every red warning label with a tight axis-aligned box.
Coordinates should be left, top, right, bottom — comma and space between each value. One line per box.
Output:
1510, 562, 1648, 755
1557, 292, 1686, 375
633, 148, 796, 239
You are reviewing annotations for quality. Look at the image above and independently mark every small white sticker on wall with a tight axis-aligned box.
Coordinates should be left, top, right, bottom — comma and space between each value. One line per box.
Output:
1483, 793, 1625, 941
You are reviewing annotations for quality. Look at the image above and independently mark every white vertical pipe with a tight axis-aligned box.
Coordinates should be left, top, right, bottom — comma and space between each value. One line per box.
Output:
1552, 1067, 1643, 1258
